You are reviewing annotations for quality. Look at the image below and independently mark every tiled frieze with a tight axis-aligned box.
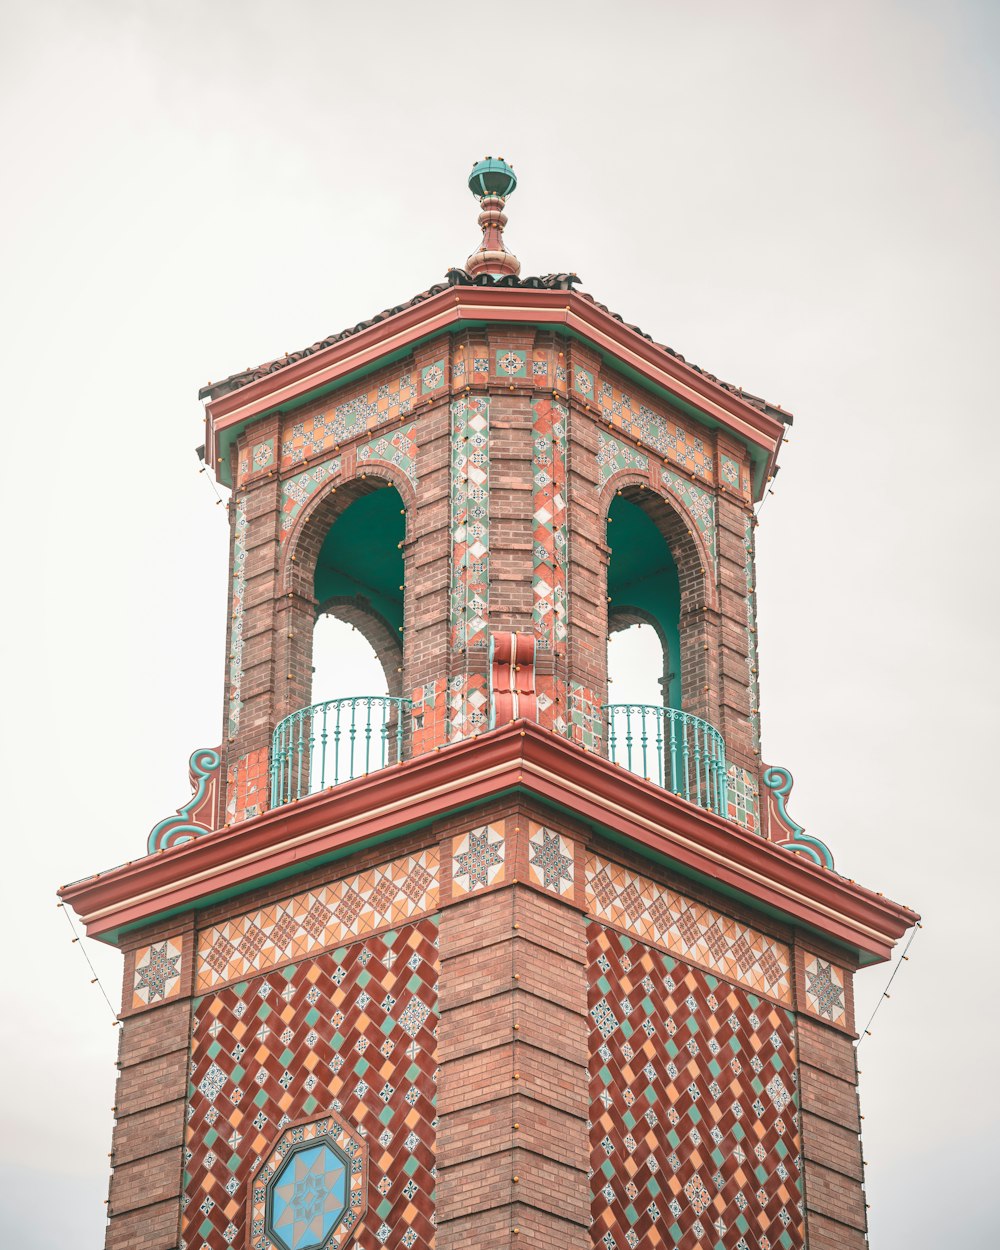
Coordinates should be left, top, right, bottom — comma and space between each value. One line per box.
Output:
132, 936, 184, 1010
719, 452, 752, 503
743, 515, 761, 754
531, 397, 569, 646
585, 854, 791, 1005
280, 456, 342, 543
196, 850, 439, 991
801, 953, 848, 1029
597, 429, 649, 486
661, 468, 718, 573
227, 497, 248, 737
449, 396, 490, 649
279, 372, 418, 471
589, 922, 804, 1250
527, 823, 574, 898
451, 824, 504, 896
184, 920, 438, 1250
726, 765, 760, 835
598, 378, 714, 483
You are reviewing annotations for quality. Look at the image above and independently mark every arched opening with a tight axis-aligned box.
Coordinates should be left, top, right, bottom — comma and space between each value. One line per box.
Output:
272, 481, 408, 805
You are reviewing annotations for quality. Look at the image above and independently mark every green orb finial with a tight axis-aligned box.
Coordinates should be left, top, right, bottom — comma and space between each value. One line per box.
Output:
468, 156, 517, 200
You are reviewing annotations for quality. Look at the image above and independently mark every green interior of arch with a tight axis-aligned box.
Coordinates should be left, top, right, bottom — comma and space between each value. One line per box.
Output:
314, 487, 405, 633
607, 496, 682, 708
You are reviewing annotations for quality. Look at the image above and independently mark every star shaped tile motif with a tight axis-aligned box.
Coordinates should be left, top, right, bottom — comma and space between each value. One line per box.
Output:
804, 956, 846, 1023
452, 826, 504, 894
528, 825, 574, 896
132, 938, 182, 1007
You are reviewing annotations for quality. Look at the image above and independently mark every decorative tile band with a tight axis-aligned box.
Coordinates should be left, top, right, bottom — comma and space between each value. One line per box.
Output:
726, 764, 760, 835
744, 514, 761, 753
449, 395, 490, 649
446, 671, 488, 741
585, 853, 791, 1005
196, 849, 439, 990
185, 920, 438, 1250
279, 371, 418, 471
597, 429, 649, 485
598, 378, 714, 482
589, 922, 804, 1250
228, 498, 248, 737
132, 937, 183, 1010
661, 467, 717, 573
531, 397, 568, 646
356, 423, 417, 487
279, 456, 342, 544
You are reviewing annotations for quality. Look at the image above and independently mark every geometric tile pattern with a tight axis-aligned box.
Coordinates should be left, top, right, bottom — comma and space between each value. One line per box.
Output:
452, 825, 504, 896
743, 515, 761, 754
196, 850, 439, 991
661, 468, 718, 574
495, 349, 527, 378
726, 766, 760, 836
531, 397, 569, 646
279, 372, 418, 472
556, 682, 604, 751
420, 359, 446, 394
132, 937, 183, 1009
573, 367, 595, 399
249, 1110, 367, 1250
585, 855, 791, 1005
597, 430, 649, 486
279, 457, 343, 544
227, 497, 248, 737
449, 395, 490, 649
356, 424, 418, 488
588, 923, 804, 1250
527, 824, 574, 897
183, 920, 438, 1250
446, 672, 489, 742
803, 956, 846, 1026
597, 377, 714, 483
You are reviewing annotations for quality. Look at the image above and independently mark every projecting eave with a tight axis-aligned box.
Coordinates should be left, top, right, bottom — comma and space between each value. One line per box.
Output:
59, 722, 917, 963
203, 282, 788, 498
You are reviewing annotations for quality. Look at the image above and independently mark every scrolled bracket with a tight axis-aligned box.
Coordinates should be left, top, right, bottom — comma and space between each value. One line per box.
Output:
147, 747, 222, 853
761, 764, 835, 870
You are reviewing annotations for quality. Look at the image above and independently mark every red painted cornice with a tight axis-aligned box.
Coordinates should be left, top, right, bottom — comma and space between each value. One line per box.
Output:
205, 287, 786, 476
60, 723, 918, 962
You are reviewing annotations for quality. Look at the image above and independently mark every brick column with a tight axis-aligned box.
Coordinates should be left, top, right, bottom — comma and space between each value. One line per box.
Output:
715, 491, 758, 773
436, 882, 591, 1249
798, 1015, 870, 1248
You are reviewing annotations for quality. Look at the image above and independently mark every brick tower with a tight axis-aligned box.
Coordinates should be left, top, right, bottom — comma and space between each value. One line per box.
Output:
62, 158, 918, 1250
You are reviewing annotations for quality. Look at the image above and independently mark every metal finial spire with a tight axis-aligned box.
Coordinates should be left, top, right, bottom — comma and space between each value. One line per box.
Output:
465, 156, 520, 279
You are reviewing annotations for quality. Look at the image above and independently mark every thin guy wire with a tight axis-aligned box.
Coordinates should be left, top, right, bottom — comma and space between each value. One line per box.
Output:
854, 923, 921, 1052
58, 903, 120, 1024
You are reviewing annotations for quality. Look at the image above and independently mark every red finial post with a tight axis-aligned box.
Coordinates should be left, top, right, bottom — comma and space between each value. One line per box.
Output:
466, 156, 521, 278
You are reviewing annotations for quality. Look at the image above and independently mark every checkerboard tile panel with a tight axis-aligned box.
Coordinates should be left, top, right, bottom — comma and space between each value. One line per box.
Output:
279, 373, 418, 471
585, 855, 791, 1006
588, 923, 804, 1250
184, 920, 438, 1250
197, 850, 439, 991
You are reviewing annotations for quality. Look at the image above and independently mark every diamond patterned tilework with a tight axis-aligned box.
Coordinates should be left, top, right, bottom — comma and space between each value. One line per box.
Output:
555, 682, 603, 750
726, 766, 759, 836
452, 825, 504, 896
585, 855, 791, 1005
597, 430, 649, 486
184, 921, 438, 1250
597, 379, 714, 482
133, 937, 183, 1009
228, 497, 248, 736
196, 851, 439, 991
449, 396, 490, 649
356, 424, 418, 487
661, 469, 717, 573
573, 367, 595, 398
743, 515, 761, 754
803, 956, 846, 1026
280, 457, 343, 543
531, 397, 568, 646
528, 824, 574, 897
589, 923, 804, 1250
280, 373, 418, 471
446, 672, 489, 741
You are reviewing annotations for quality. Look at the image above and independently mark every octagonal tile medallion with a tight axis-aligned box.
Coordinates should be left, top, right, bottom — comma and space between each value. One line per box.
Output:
248, 1111, 367, 1250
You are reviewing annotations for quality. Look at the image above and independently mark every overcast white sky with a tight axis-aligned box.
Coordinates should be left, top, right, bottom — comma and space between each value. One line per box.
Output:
2, 2, 998, 1246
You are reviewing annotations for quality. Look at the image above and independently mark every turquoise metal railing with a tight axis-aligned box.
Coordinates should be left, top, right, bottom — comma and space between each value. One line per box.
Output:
270, 696, 411, 808
603, 704, 728, 816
